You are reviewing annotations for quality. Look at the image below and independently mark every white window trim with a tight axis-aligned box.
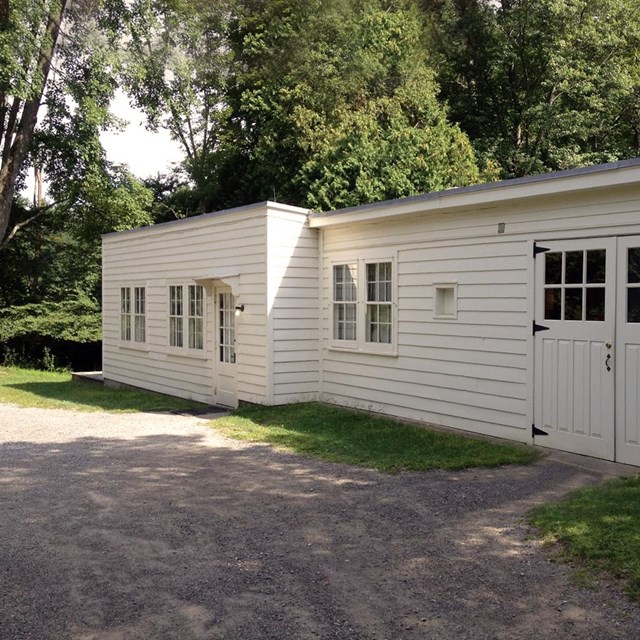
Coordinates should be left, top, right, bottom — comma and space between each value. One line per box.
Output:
118, 283, 149, 351
165, 282, 208, 358
329, 253, 398, 356
330, 260, 358, 350
433, 282, 458, 320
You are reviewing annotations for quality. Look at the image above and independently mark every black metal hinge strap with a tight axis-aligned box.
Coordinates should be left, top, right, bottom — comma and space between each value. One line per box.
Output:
533, 321, 550, 335
532, 425, 549, 437
533, 243, 550, 257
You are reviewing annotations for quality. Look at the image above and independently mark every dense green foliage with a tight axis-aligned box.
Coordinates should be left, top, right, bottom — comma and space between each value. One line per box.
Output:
0, 366, 206, 412
529, 475, 640, 601
425, 0, 640, 177
215, 0, 481, 210
0, 295, 101, 343
214, 402, 539, 473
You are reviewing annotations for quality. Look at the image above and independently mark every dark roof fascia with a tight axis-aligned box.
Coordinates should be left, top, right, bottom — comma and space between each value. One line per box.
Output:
309, 157, 640, 222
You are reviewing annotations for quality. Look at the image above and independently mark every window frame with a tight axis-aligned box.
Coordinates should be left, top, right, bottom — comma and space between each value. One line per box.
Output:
188, 284, 205, 350
166, 283, 207, 355
332, 262, 358, 346
169, 285, 184, 348
329, 253, 397, 355
133, 286, 146, 343
118, 284, 148, 350
120, 287, 132, 342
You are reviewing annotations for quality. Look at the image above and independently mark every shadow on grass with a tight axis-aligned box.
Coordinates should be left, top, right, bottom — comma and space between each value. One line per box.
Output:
3, 380, 206, 413
215, 402, 541, 473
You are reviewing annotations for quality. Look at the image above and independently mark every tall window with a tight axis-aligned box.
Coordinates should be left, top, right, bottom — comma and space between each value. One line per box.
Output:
219, 292, 235, 363
169, 286, 183, 347
120, 288, 131, 341
188, 285, 204, 349
168, 284, 205, 350
333, 264, 357, 341
134, 287, 146, 342
121, 286, 145, 343
366, 262, 392, 344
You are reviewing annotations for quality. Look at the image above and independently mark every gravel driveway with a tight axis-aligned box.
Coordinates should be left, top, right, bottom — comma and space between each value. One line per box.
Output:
1, 403, 639, 640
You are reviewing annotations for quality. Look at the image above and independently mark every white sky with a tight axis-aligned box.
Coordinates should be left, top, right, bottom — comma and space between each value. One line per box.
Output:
100, 90, 184, 178
23, 91, 183, 202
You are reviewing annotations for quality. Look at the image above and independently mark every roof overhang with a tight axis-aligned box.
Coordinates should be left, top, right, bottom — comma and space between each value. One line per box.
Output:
308, 158, 640, 229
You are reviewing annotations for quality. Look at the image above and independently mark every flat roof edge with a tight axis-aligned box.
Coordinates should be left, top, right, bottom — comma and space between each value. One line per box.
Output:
102, 200, 310, 241
309, 158, 640, 227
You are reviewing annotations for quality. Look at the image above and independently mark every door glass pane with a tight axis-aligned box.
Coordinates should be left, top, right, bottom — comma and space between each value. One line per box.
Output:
628, 248, 640, 284
628, 288, 640, 323
564, 288, 583, 321
544, 288, 561, 319
586, 249, 606, 283
545, 252, 562, 284
565, 251, 584, 284
586, 288, 605, 321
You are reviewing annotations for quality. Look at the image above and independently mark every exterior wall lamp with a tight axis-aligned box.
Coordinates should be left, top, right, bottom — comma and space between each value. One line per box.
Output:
234, 304, 245, 317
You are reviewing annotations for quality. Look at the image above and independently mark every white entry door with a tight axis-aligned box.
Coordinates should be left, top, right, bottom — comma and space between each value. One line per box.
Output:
215, 287, 238, 408
615, 236, 640, 466
534, 238, 616, 460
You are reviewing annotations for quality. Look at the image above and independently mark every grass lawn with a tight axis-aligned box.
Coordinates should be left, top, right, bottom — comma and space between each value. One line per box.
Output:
0, 366, 207, 413
211, 402, 540, 473
528, 475, 640, 602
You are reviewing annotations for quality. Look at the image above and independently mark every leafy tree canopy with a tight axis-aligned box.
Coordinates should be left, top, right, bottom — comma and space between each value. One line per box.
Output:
424, 0, 640, 176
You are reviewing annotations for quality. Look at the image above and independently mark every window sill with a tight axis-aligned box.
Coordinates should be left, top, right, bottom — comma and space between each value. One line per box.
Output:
327, 345, 398, 357
164, 347, 210, 360
118, 341, 150, 353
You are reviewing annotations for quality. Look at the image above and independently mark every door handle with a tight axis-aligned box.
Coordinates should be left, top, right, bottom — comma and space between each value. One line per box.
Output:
605, 354, 611, 372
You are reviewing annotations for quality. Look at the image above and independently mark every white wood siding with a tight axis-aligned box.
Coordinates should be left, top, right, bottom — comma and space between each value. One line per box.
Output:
102, 205, 270, 404
319, 186, 640, 442
266, 206, 319, 403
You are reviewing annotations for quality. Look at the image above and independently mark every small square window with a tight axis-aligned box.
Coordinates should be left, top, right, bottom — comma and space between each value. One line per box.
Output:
434, 284, 457, 319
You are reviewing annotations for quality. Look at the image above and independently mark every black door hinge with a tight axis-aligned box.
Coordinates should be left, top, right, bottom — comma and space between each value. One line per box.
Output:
532, 424, 549, 437
533, 321, 549, 335
533, 243, 550, 257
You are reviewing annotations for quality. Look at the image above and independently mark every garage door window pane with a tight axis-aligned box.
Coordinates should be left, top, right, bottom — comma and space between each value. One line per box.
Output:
628, 248, 640, 284
564, 288, 583, 321
586, 250, 606, 283
628, 289, 640, 323
586, 288, 605, 321
565, 251, 584, 284
545, 252, 562, 284
545, 288, 561, 319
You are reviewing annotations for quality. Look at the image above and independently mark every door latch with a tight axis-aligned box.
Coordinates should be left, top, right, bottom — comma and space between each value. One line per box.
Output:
605, 353, 611, 372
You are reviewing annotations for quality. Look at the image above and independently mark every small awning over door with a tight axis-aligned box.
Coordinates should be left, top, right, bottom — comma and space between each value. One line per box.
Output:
193, 269, 240, 295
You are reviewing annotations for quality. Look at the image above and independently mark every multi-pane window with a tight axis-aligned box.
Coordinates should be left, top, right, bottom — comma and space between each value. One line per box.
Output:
331, 259, 394, 350
168, 284, 204, 350
134, 287, 146, 342
120, 287, 131, 341
120, 286, 145, 343
544, 250, 606, 321
366, 262, 392, 343
189, 285, 204, 350
333, 264, 357, 341
219, 292, 235, 363
169, 286, 184, 347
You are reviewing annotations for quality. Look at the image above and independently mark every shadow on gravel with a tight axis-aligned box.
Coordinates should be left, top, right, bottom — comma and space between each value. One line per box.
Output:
1, 433, 638, 640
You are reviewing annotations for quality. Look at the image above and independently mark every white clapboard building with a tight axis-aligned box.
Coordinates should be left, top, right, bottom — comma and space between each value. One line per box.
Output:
102, 159, 640, 465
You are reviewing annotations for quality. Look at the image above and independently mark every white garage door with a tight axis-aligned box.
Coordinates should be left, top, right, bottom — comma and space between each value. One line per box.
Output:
534, 236, 640, 466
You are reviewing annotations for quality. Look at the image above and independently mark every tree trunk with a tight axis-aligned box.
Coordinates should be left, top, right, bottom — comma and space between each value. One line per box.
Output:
0, 0, 69, 248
